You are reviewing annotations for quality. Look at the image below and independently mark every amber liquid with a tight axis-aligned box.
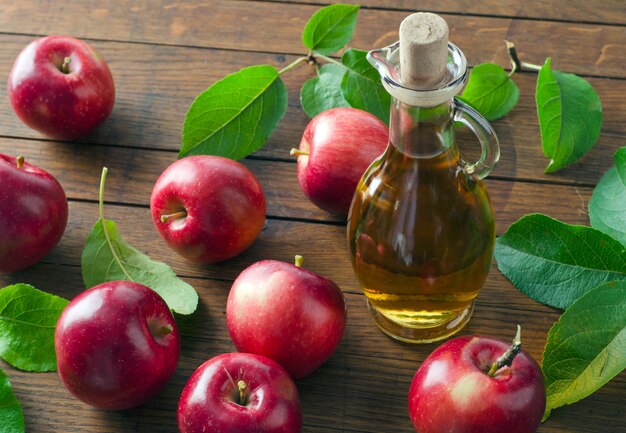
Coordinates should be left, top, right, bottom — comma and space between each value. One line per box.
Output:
347, 126, 495, 342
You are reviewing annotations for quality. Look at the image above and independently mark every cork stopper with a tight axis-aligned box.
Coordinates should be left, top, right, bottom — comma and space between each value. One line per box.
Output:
399, 13, 449, 88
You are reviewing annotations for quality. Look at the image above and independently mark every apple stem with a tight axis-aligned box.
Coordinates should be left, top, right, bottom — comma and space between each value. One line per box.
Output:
15, 156, 25, 169
160, 211, 187, 223
237, 380, 248, 406
294, 255, 304, 267
59, 56, 72, 74
488, 325, 522, 377
61, 57, 72, 74
290, 148, 309, 157
154, 324, 173, 337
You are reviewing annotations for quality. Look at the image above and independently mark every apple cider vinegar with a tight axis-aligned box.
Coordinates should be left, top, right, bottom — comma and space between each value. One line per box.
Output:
348, 13, 499, 343
347, 125, 495, 342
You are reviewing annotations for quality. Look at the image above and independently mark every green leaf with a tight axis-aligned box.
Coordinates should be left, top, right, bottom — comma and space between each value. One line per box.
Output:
81, 169, 199, 315
535, 58, 603, 173
495, 213, 626, 309
82, 219, 198, 315
614, 147, 626, 187
458, 63, 519, 121
0, 368, 24, 433
301, 4, 360, 55
180, 65, 287, 160
341, 49, 391, 124
542, 280, 626, 420
300, 64, 350, 118
589, 166, 626, 248
0, 284, 68, 372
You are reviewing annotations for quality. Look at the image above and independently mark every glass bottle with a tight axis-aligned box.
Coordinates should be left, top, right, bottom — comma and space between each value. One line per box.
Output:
347, 41, 500, 343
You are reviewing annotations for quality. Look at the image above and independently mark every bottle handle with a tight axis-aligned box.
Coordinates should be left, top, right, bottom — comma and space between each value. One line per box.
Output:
453, 98, 500, 180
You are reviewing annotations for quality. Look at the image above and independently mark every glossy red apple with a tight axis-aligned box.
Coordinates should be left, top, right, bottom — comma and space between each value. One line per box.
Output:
55, 281, 180, 410
0, 154, 68, 272
8, 35, 115, 140
178, 352, 302, 433
408, 327, 545, 433
291, 107, 388, 216
150, 155, 266, 264
227, 256, 347, 379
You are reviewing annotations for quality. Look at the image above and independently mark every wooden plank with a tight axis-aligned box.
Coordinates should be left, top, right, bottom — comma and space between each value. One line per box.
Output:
1, 264, 624, 433
284, 0, 626, 25
14, 175, 591, 290
0, 1, 624, 78
0, 37, 624, 188
0, 138, 343, 223
0, 137, 595, 230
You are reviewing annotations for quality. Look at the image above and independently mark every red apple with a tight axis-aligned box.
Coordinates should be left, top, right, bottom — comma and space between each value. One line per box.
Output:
8, 35, 115, 140
408, 327, 545, 433
150, 155, 266, 264
227, 255, 347, 379
292, 107, 388, 216
178, 352, 302, 433
0, 154, 68, 272
55, 281, 180, 410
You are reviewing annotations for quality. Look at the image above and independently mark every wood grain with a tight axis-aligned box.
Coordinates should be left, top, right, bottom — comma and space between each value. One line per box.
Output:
0, 137, 596, 225
7, 185, 593, 297
0, 36, 624, 188
282, 0, 626, 25
0, 2, 624, 433
0, 1, 624, 78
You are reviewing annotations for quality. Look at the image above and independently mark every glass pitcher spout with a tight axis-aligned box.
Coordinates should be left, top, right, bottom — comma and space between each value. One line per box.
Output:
367, 40, 500, 178
367, 41, 467, 108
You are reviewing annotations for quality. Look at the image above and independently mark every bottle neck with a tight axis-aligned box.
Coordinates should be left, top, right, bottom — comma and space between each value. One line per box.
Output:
389, 97, 455, 158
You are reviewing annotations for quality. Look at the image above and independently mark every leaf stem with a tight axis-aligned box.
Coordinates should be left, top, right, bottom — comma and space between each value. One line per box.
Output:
15, 156, 24, 169
278, 56, 308, 75
314, 53, 345, 68
505, 40, 542, 76
294, 255, 304, 267
98, 167, 134, 282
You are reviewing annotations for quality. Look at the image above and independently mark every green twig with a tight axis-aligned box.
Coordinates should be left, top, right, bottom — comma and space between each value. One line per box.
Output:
278, 56, 308, 75
314, 52, 345, 68
505, 40, 542, 77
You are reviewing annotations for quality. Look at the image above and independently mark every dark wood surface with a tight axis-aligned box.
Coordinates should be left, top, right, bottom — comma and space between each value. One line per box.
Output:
0, 1, 624, 432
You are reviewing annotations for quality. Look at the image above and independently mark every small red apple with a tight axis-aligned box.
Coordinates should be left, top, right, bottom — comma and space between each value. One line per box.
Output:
408, 327, 545, 433
226, 255, 347, 379
8, 36, 115, 140
0, 154, 68, 272
150, 155, 266, 264
55, 281, 180, 410
178, 352, 302, 433
291, 107, 388, 216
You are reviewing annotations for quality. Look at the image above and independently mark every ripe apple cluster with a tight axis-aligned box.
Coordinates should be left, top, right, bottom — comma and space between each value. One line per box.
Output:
3, 35, 547, 433
177, 255, 347, 432
2, 35, 115, 270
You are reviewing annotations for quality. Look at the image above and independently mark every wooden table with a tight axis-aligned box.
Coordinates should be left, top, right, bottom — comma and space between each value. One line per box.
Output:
0, 1, 624, 432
